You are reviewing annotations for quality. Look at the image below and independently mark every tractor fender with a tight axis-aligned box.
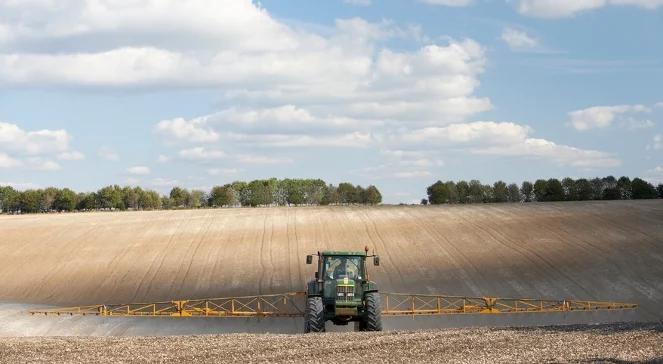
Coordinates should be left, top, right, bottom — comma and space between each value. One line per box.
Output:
306, 280, 321, 297
362, 280, 379, 294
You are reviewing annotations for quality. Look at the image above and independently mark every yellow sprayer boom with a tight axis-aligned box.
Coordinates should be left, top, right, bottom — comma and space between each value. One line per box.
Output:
28, 292, 636, 318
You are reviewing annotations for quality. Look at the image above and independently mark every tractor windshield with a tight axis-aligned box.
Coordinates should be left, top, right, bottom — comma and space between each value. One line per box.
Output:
322, 256, 363, 281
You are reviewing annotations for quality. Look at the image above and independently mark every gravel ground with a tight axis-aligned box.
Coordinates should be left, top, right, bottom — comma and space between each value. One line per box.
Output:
0, 323, 661, 364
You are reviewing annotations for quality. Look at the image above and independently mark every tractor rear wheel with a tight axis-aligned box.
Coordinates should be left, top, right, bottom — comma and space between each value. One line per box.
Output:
364, 292, 383, 331
304, 296, 325, 333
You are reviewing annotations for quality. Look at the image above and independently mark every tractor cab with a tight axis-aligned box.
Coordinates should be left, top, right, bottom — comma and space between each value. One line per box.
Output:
304, 247, 381, 332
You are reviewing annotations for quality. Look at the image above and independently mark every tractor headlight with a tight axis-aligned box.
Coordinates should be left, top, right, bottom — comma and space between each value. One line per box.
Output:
337, 292, 344, 297
347, 292, 354, 297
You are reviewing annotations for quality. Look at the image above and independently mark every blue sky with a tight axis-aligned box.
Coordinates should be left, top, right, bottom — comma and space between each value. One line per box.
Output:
0, 0, 661, 203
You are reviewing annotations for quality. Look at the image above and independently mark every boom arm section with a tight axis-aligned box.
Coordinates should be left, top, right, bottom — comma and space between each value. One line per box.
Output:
28, 292, 636, 318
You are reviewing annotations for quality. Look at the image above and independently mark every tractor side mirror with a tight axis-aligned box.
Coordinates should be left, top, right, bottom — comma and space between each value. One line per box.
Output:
373, 255, 380, 266
306, 255, 313, 264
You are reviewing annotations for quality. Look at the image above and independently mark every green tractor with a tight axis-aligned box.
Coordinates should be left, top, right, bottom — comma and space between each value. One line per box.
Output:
304, 247, 382, 332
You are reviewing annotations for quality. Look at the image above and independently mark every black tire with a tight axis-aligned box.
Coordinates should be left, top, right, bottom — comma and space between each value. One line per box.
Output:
304, 296, 325, 333
354, 320, 367, 332
364, 292, 382, 331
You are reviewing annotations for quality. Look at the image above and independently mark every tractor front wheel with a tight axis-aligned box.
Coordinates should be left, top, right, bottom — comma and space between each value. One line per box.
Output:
304, 296, 325, 333
364, 292, 383, 331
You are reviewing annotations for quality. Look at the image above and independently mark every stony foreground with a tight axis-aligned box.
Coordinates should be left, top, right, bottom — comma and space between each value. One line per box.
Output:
1, 323, 661, 364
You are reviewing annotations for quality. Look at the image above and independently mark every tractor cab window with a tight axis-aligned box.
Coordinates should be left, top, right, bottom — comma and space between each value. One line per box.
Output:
323, 256, 363, 281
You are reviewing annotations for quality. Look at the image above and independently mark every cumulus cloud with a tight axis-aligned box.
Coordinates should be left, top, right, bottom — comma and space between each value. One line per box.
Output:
400, 121, 620, 168
127, 166, 151, 175
238, 155, 293, 165
207, 168, 239, 176
649, 134, 662, 150
178, 147, 226, 160
568, 104, 650, 130
515, 0, 663, 18
501, 28, 538, 50
0, 121, 80, 171
156, 117, 220, 143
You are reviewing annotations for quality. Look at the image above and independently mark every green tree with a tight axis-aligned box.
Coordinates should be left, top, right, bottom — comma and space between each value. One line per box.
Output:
169, 187, 190, 208
54, 188, 77, 211
533, 179, 547, 201
507, 183, 520, 202
468, 180, 483, 203
574, 179, 593, 200
420, 198, 428, 205
321, 184, 339, 205
189, 190, 206, 208
492, 181, 508, 202
364, 185, 382, 205
98, 185, 124, 209
561, 177, 575, 201
77, 193, 97, 210
337, 183, 357, 204
209, 186, 232, 207
426, 181, 448, 204
520, 181, 533, 202
657, 184, 663, 198
590, 178, 604, 200
40, 187, 58, 212
456, 180, 469, 203
631, 178, 657, 199
19, 190, 42, 213
0, 186, 19, 213
617, 176, 632, 199
545, 178, 564, 201
247, 180, 273, 206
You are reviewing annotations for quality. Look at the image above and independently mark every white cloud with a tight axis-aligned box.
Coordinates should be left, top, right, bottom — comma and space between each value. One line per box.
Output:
0, 122, 70, 155
98, 147, 119, 161
400, 121, 620, 168
568, 104, 650, 130
179, 147, 225, 160
27, 158, 61, 171
207, 168, 239, 176
127, 166, 151, 175
157, 155, 171, 163
501, 28, 538, 50
419, 0, 473, 6
344, 0, 371, 5
0, 181, 40, 190
0, 153, 21, 168
156, 117, 220, 143
515, 0, 663, 18
151, 177, 179, 188
57, 151, 85, 160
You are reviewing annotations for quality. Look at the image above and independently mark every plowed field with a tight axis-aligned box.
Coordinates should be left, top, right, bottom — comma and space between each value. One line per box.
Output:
0, 200, 661, 335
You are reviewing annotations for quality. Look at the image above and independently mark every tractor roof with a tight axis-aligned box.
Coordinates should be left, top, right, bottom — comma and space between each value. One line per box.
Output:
320, 250, 366, 256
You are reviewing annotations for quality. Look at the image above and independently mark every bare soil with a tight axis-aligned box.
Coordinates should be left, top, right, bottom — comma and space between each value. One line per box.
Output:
0, 200, 661, 336
1, 323, 661, 363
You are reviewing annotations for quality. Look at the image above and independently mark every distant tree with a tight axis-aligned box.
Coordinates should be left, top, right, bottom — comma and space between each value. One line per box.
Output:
54, 188, 77, 211
169, 187, 190, 208
337, 183, 357, 204
561, 177, 575, 201
19, 190, 42, 213
617, 176, 632, 199
161, 196, 173, 209
98, 185, 124, 209
520, 181, 533, 202
0, 186, 19, 213
321, 184, 339, 205
420, 198, 428, 205
189, 190, 206, 208
590, 178, 604, 200
426, 181, 447, 204
657, 184, 663, 198
445, 181, 458, 203
545, 178, 564, 201
574, 179, 593, 200
40, 187, 58, 212
456, 180, 470, 203
304, 179, 327, 205
507, 183, 520, 202
364, 185, 382, 205
354, 185, 367, 204
468, 180, 483, 203
77, 193, 97, 210
533, 179, 547, 201
492, 181, 508, 203
631, 178, 657, 199
247, 180, 273, 206
209, 186, 232, 207
601, 176, 619, 200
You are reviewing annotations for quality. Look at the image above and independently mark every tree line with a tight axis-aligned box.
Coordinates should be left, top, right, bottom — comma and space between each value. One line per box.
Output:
0, 179, 382, 214
424, 176, 662, 205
